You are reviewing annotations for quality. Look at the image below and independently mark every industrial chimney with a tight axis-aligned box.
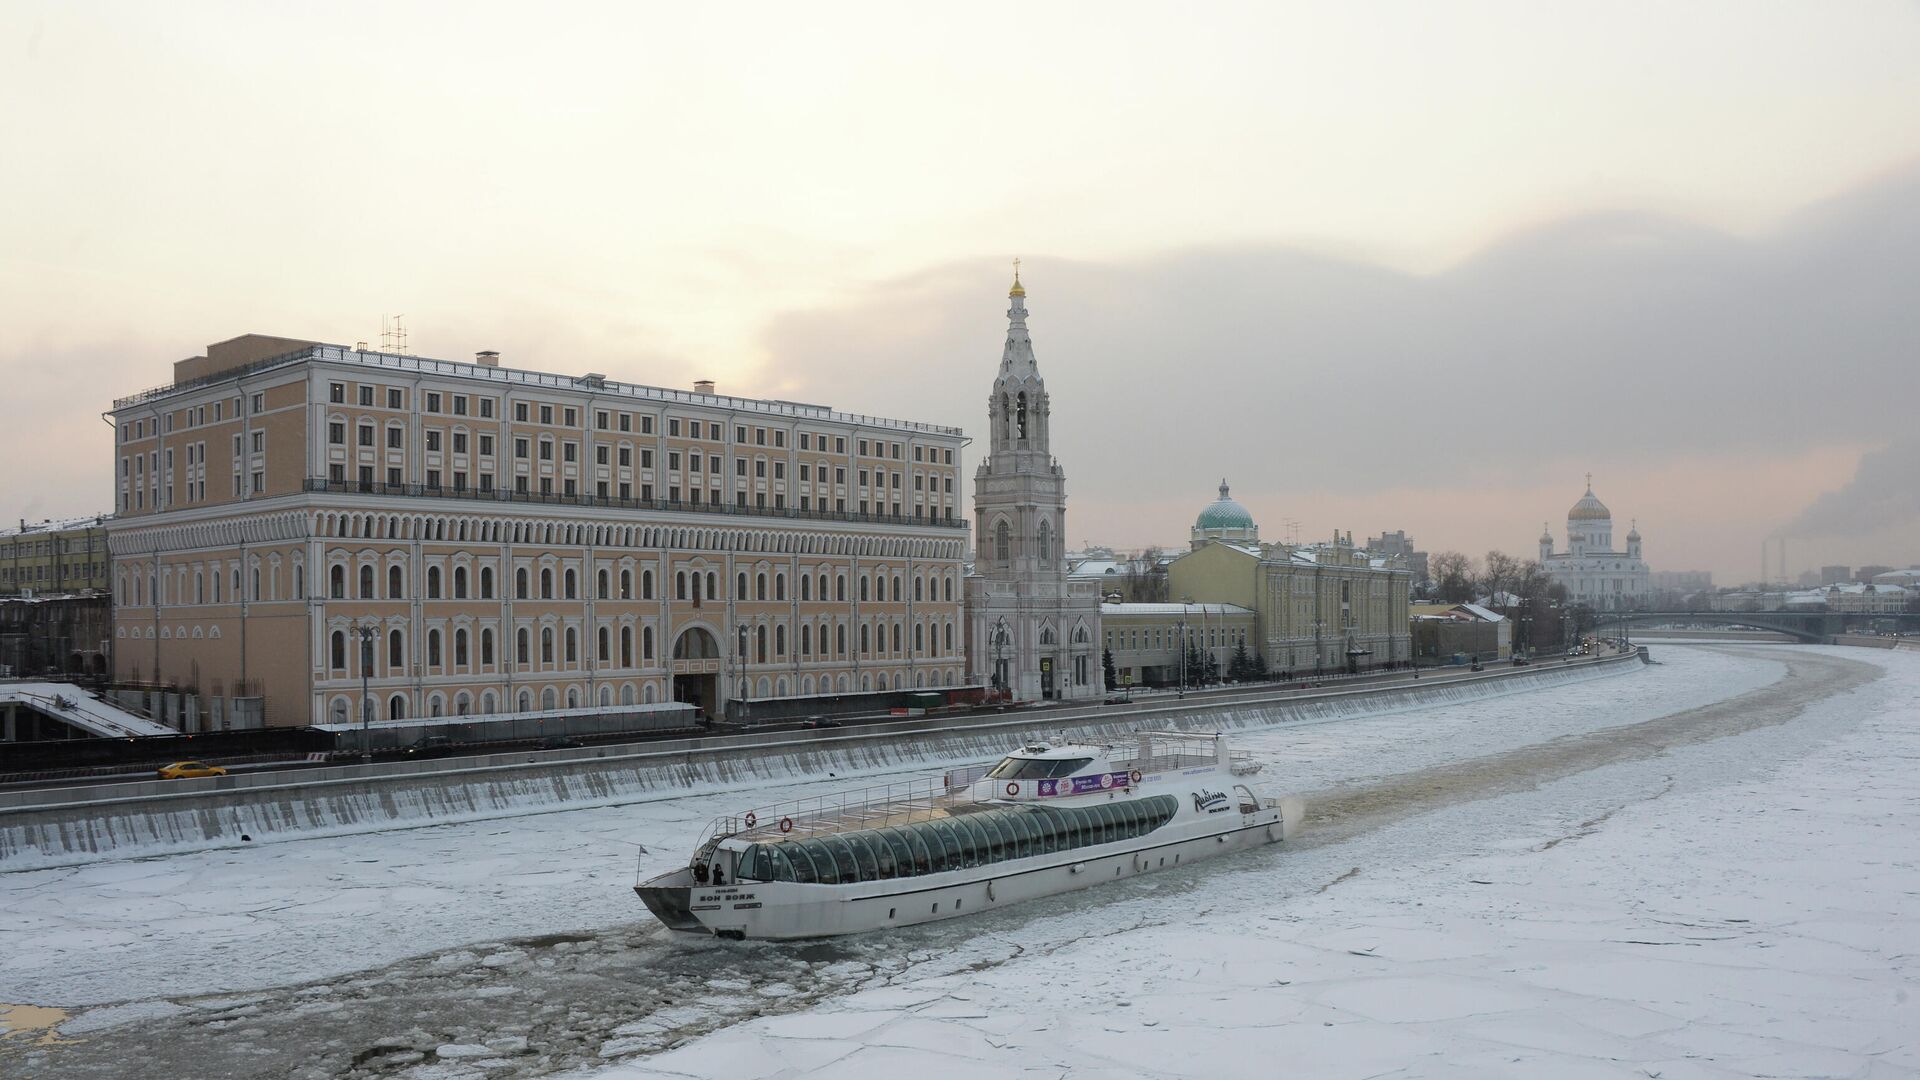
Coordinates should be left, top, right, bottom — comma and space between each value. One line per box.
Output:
693, 379, 715, 394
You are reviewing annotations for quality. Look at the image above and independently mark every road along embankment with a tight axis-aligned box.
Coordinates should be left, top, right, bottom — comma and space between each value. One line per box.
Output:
0, 655, 1639, 869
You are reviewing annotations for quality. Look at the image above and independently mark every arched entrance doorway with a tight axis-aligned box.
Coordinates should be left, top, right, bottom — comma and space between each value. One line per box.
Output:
671, 627, 721, 720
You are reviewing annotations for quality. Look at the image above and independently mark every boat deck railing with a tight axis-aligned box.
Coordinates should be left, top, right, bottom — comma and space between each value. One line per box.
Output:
696, 766, 1000, 848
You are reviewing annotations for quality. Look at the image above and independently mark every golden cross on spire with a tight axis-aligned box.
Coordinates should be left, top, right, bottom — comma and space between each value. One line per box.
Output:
1585, 471, 1592, 490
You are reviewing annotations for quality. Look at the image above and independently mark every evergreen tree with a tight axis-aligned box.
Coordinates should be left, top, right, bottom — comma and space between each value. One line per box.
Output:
1101, 647, 1118, 691
1228, 641, 1253, 681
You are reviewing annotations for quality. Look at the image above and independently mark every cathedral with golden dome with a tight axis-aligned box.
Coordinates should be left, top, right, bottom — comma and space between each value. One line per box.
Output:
1538, 476, 1650, 611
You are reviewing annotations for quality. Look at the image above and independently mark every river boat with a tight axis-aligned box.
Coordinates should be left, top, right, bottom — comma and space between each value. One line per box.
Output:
633, 731, 1304, 940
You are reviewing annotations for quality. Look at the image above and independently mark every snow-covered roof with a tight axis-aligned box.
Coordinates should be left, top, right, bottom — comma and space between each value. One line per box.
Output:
1100, 603, 1253, 617
1458, 603, 1508, 623
1068, 559, 1124, 578
0, 514, 110, 538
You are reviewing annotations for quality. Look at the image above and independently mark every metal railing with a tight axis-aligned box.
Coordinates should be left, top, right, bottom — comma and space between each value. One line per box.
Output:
697, 768, 999, 849
301, 478, 967, 530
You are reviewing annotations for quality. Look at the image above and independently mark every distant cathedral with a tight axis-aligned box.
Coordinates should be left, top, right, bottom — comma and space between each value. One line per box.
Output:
963, 266, 1102, 700
1539, 476, 1650, 611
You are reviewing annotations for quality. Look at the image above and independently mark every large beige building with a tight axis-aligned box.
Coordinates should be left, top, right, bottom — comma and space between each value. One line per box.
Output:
1, 515, 111, 597
108, 334, 968, 727
1168, 484, 1411, 675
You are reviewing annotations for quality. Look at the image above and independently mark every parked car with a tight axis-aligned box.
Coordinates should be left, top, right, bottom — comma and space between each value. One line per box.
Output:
801, 718, 843, 729
157, 761, 226, 780
1512, 656, 1531, 666
403, 736, 459, 759
534, 736, 584, 750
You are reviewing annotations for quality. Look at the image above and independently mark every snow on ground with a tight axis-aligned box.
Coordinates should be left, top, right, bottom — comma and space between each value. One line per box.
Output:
1, 649, 1707, 1009
579, 645, 1920, 1080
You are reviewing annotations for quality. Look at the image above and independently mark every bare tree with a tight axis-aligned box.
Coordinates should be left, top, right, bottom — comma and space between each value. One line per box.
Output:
1429, 550, 1475, 604
1480, 550, 1523, 611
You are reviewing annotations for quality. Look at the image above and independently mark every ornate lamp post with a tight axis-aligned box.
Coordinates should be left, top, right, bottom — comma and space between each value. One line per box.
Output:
352, 621, 379, 763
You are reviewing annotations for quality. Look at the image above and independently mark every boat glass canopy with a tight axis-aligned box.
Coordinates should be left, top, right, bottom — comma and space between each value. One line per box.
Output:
735, 795, 1179, 885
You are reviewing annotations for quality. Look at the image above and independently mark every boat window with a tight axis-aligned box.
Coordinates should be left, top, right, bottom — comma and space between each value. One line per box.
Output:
1088, 803, 1117, 843
1005, 811, 1035, 858
766, 844, 795, 883
825, 837, 859, 883
929, 819, 963, 872
980, 814, 1011, 864
845, 835, 879, 881
897, 827, 931, 878
737, 845, 764, 881
956, 815, 990, 867
786, 842, 820, 884
986, 756, 1093, 781
874, 829, 908, 879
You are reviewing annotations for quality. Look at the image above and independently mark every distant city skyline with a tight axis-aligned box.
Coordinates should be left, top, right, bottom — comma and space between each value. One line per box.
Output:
4, 2, 1918, 584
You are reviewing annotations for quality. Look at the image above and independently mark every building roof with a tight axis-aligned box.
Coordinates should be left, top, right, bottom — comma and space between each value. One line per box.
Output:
0, 514, 110, 538
1100, 603, 1253, 617
1568, 479, 1611, 522
1194, 480, 1256, 531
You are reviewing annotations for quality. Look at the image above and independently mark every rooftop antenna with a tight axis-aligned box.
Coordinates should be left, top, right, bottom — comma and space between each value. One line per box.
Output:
381, 314, 409, 356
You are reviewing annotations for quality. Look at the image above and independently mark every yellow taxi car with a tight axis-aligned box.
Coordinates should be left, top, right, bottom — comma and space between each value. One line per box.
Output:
156, 761, 227, 780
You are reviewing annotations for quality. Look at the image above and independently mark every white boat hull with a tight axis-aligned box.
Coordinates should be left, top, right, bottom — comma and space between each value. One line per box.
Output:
637, 796, 1304, 940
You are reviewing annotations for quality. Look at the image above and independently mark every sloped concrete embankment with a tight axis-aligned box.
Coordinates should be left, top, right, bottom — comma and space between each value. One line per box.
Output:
0, 658, 1635, 869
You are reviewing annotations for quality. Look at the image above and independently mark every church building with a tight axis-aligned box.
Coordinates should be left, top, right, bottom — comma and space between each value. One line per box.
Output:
963, 269, 1102, 701
1539, 477, 1650, 611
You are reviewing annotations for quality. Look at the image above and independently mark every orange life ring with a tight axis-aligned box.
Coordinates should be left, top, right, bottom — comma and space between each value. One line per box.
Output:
744, 812, 758, 828
779, 816, 794, 833
1006, 782, 1020, 797
1128, 770, 1142, 785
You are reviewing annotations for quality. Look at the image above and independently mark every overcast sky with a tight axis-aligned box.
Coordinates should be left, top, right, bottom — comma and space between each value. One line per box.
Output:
4, 1, 1917, 583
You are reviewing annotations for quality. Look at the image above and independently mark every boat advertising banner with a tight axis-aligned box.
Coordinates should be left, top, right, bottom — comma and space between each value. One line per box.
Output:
1038, 771, 1132, 797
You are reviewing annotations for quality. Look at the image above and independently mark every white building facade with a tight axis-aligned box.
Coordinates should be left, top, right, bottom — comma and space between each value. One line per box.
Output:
1538, 477, 1650, 612
963, 271, 1102, 701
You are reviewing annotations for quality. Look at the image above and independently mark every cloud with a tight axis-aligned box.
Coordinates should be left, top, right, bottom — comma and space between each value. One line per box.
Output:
750, 162, 1920, 570
1777, 436, 1920, 540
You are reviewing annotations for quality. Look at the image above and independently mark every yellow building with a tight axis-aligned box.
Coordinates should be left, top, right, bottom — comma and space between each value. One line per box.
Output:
0, 516, 111, 597
1100, 602, 1256, 687
108, 334, 968, 727
1166, 484, 1411, 675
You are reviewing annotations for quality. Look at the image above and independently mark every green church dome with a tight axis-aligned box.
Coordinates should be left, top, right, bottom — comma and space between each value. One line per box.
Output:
1195, 480, 1256, 531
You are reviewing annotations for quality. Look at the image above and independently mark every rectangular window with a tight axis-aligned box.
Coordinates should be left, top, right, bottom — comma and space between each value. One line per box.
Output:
641, 415, 653, 434
426, 430, 441, 452
539, 441, 553, 461
564, 407, 577, 426
835, 437, 846, 454
754, 428, 766, 446
563, 442, 577, 463
453, 470, 467, 491
596, 411, 609, 430
668, 418, 680, 437
392, 467, 406, 486
387, 388, 403, 409
736, 458, 747, 477
514, 402, 529, 422
358, 385, 373, 406
859, 439, 869, 456
387, 427, 402, 449
329, 422, 344, 445
618, 413, 631, 432
426, 392, 442, 413
735, 425, 747, 443
251, 471, 264, 493
540, 405, 553, 424
251, 393, 265, 413
620, 481, 632, 499
668, 451, 680, 471
755, 459, 766, 478
426, 469, 441, 488
452, 396, 467, 416
619, 446, 631, 466
452, 432, 467, 454
480, 398, 494, 418
358, 425, 374, 447
597, 446, 609, 465
515, 438, 529, 458
479, 434, 494, 456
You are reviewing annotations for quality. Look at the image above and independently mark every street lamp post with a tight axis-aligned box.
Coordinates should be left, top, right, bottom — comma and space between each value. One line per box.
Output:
353, 621, 378, 763
736, 623, 750, 724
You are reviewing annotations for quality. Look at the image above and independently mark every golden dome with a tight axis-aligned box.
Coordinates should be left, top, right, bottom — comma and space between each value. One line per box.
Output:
1568, 486, 1611, 522
1009, 258, 1025, 297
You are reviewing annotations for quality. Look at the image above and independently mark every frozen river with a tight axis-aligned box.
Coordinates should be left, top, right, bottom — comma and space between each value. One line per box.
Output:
3, 643, 1913, 1078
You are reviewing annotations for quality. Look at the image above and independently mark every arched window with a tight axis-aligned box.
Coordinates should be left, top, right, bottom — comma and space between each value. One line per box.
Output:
995, 521, 1011, 562
427, 629, 442, 667
775, 573, 786, 601
643, 625, 655, 660
915, 623, 924, 652
358, 565, 374, 599
516, 567, 529, 599
892, 622, 902, 652
330, 630, 347, 671
388, 628, 403, 669
480, 566, 495, 599
775, 624, 786, 656
755, 624, 768, 663
756, 573, 768, 601
387, 565, 403, 599
835, 574, 846, 601
598, 569, 610, 599
454, 628, 469, 666
540, 626, 554, 664
517, 627, 530, 665
642, 569, 654, 599
453, 566, 468, 599
914, 576, 923, 602
837, 623, 846, 656
860, 624, 870, 654
481, 628, 495, 666
738, 571, 749, 600
943, 576, 953, 602
330, 565, 346, 599
294, 564, 305, 599
860, 576, 870, 602
564, 569, 577, 599
800, 575, 812, 601
565, 627, 578, 664
620, 626, 633, 667
1037, 519, 1052, 567
707, 572, 717, 601
675, 571, 687, 600
388, 694, 407, 721
540, 568, 553, 599
427, 566, 442, 599
598, 626, 610, 663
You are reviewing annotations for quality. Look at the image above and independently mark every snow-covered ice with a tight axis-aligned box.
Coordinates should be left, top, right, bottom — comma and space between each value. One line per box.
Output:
3, 643, 1914, 1079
